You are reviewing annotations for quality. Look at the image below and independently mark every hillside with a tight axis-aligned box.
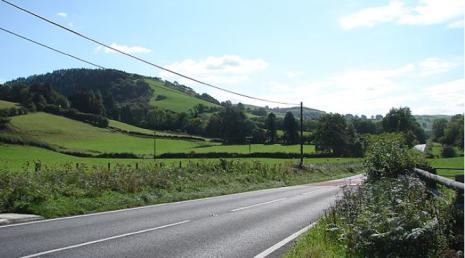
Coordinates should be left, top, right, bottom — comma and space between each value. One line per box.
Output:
146, 79, 219, 113
2, 112, 315, 156
244, 104, 325, 120
414, 115, 451, 133
0, 100, 18, 109
4, 112, 212, 155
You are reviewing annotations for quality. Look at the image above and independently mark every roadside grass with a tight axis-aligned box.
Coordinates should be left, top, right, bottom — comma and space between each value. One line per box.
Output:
5, 112, 317, 155
0, 144, 358, 171
0, 100, 18, 109
146, 79, 219, 113
0, 159, 361, 218
284, 216, 347, 258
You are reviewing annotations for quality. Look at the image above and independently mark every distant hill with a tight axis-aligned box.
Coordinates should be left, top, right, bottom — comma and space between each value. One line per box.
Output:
414, 115, 451, 133
244, 104, 325, 120
5, 68, 220, 114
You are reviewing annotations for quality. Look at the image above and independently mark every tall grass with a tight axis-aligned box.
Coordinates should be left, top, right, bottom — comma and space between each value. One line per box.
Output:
0, 160, 360, 218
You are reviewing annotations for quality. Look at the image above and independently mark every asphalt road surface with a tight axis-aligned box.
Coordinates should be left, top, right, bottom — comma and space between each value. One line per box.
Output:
0, 175, 363, 258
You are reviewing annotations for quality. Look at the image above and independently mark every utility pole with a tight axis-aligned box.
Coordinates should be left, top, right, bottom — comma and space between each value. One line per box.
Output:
246, 136, 252, 154
153, 130, 157, 160
300, 101, 304, 168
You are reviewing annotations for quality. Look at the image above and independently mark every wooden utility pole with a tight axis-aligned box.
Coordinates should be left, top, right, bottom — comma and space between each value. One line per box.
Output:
153, 130, 157, 160
300, 101, 304, 168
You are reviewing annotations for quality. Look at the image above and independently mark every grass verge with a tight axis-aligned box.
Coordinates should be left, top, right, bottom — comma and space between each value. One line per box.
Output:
0, 160, 361, 218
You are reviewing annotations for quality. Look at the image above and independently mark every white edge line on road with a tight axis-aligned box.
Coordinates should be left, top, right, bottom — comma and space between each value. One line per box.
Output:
0, 174, 362, 229
19, 220, 190, 258
230, 198, 287, 212
254, 222, 317, 258
0, 183, 311, 229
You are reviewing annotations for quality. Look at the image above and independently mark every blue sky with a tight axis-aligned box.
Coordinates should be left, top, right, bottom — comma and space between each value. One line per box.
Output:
0, 0, 463, 115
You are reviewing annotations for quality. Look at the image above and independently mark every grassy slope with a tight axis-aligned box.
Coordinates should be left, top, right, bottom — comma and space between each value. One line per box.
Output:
0, 100, 18, 109
146, 79, 219, 113
6, 112, 317, 155
8, 112, 213, 154
108, 119, 204, 138
0, 144, 358, 171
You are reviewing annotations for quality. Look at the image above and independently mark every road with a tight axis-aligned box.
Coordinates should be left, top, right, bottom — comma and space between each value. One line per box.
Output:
0, 175, 363, 258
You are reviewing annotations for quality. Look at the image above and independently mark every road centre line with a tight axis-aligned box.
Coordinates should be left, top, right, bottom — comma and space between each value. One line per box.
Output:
20, 220, 190, 258
230, 198, 287, 212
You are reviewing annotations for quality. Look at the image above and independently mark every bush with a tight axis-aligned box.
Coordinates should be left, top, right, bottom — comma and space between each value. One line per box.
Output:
326, 175, 455, 257
441, 145, 457, 158
0, 116, 10, 129
43, 104, 108, 128
364, 134, 424, 180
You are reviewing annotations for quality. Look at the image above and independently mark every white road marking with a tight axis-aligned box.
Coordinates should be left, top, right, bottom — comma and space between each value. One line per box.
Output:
254, 222, 317, 258
0, 183, 310, 229
230, 198, 287, 212
19, 220, 190, 258
0, 174, 363, 229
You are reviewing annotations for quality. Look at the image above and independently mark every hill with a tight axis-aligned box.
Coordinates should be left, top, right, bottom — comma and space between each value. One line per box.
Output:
1, 112, 315, 157
4, 68, 220, 114
244, 104, 325, 120
146, 79, 219, 113
414, 115, 451, 133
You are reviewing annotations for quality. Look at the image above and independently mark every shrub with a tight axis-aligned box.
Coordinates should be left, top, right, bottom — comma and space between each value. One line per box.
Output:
363, 134, 424, 180
327, 175, 455, 257
43, 104, 108, 128
441, 145, 456, 158
0, 116, 10, 129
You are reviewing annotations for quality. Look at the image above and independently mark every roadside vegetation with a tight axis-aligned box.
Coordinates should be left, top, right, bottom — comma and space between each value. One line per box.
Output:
286, 134, 463, 258
0, 160, 360, 218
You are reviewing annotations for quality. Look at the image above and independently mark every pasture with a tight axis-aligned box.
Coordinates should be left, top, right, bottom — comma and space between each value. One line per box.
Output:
6, 112, 318, 155
0, 100, 18, 109
146, 79, 219, 113
0, 144, 358, 171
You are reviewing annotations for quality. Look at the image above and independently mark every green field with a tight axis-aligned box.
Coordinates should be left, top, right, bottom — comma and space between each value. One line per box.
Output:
0, 144, 358, 171
0, 100, 18, 109
7, 112, 207, 154
146, 79, 219, 113
429, 157, 464, 177
108, 119, 204, 139
5, 112, 318, 156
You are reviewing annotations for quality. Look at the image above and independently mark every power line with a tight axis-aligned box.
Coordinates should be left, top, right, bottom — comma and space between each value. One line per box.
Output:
0, 27, 105, 69
1, 0, 299, 106
0, 26, 243, 107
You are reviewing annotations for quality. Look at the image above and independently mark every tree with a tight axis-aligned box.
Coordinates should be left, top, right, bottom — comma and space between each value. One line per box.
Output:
314, 113, 348, 155
443, 114, 464, 149
0, 116, 10, 130
352, 118, 377, 134
432, 118, 448, 142
205, 114, 222, 138
382, 107, 426, 144
265, 113, 277, 144
283, 112, 298, 144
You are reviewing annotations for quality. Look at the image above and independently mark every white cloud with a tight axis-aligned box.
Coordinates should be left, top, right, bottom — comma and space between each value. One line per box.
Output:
417, 79, 464, 114
57, 12, 67, 17
340, 0, 464, 30
95, 43, 152, 54
285, 70, 304, 79
237, 57, 463, 115
159, 55, 268, 85
418, 57, 462, 76
340, 1, 406, 29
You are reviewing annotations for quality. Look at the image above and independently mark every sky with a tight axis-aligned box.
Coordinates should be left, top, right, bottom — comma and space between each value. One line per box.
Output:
0, 0, 463, 116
